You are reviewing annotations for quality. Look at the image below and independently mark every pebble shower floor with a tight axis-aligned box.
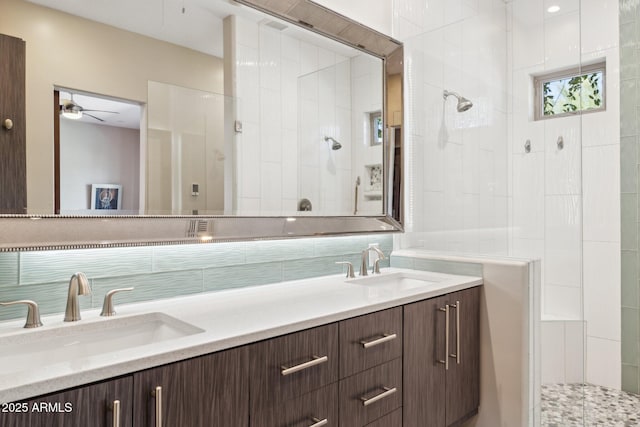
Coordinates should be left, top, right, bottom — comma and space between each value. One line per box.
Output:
541, 383, 640, 426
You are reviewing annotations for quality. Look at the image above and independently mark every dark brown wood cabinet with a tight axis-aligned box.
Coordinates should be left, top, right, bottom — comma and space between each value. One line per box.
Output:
403, 286, 480, 427
339, 358, 402, 426
1, 285, 480, 427
339, 307, 402, 378
251, 383, 339, 427
0, 33, 27, 213
250, 323, 339, 413
365, 408, 402, 427
134, 346, 249, 427
0, 376, 133, 427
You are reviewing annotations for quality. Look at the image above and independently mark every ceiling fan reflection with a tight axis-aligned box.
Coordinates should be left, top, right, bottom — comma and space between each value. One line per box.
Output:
59, 95, 119, 122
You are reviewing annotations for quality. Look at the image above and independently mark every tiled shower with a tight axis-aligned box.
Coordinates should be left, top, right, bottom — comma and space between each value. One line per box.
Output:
389, 0, 630, 423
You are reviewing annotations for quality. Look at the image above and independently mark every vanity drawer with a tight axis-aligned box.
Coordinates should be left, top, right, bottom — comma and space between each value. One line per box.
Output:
339, 358, 402, 426
250, 323, 339, 411
365, 408, 402, 427
251, 383, 338, 427
339, 307, 402, 378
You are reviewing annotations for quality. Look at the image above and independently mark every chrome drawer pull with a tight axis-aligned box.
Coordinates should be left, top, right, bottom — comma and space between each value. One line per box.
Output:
450, 301, 460, 364
309, 417, 329, 427
281, 355, 328, 376
151, 386, 162, 427
111, 400, 121, 427
360, 386, 397, 407
360, 333, 397, 349
438, 305, 450, 370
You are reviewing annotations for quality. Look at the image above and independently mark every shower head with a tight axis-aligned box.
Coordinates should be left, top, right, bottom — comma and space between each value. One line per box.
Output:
443, 90, 473, 112
324, 136, 342, 150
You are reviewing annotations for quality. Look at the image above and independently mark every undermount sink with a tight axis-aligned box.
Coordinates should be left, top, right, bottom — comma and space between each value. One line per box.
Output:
347, 271, 443, 290
0, 312, 203, 375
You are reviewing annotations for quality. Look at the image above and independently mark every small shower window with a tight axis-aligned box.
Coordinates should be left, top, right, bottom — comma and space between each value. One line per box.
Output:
534, 61, 605, 120
369, 111, 383, 146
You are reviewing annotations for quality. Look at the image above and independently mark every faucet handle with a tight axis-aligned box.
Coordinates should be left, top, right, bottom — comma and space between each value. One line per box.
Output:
336, 261, 355, 278
100, 287, 134, 317
0, 300, 43, 328
372, 258, 383, 274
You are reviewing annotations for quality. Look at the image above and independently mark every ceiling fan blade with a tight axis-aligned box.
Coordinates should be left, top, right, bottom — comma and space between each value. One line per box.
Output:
81, 109, 119, 114
83, 113, 105, 122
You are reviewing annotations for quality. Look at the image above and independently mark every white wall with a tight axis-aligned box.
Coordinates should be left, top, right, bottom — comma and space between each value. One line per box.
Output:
59, 120, 139, 213
509, 0, 620, 389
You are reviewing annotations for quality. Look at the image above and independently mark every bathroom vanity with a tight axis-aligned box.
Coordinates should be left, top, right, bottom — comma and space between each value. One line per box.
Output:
0, 269, 480, 427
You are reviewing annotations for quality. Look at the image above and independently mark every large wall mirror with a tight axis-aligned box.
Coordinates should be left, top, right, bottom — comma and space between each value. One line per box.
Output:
0, 0, 403, 250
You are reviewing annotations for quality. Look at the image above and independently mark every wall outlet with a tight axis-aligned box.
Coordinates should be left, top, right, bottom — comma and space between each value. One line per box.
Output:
368, 243, 380, 266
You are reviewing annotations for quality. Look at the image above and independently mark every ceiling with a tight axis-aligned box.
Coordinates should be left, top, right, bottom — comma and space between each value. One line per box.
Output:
27, 0, 238, 57
27, 0, 358, 58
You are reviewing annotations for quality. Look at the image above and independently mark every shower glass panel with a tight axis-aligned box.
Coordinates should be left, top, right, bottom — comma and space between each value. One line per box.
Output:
510, 0, 591, 425
147, 81, 236, 215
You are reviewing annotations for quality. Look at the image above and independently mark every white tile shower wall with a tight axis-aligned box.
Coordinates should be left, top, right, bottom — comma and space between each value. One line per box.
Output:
234, 17, 300, 214
510, 0, 620, 388
233, 15, 382, 216
394, 0, 510, 254
351, 55, 384, 215
540, 320, 586, 384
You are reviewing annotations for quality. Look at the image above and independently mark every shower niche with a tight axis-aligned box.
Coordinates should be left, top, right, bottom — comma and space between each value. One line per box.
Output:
363, 164, 382, 200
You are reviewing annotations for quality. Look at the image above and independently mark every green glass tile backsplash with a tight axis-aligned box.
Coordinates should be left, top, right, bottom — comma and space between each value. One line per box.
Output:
0, 234, 393, 322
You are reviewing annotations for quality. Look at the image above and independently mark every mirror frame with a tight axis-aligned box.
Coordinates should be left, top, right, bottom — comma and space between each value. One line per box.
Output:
0, 0, 404, 252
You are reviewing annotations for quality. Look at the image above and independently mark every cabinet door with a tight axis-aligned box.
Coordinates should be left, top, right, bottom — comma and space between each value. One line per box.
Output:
133, 346, 248, 427
0, 33, 26, 213
0, 376, 133, 427
403, 295, 448, 427
445, 286, 480, 426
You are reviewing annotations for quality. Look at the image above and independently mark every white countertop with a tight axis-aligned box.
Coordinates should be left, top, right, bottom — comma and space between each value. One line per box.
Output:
0, 268, 481, 403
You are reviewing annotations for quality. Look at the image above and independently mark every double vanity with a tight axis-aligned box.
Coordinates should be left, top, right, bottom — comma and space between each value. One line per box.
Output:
0, 268, 481, 427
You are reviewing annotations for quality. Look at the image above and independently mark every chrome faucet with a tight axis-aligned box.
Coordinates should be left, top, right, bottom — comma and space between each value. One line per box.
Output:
360, 246, 386, 276
64, 272, 91, 322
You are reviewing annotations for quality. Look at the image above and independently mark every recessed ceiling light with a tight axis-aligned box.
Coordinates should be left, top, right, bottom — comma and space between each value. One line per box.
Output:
547, 5, 560, 13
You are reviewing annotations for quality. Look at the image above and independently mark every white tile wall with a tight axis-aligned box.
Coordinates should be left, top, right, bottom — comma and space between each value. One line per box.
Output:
543, 11, 581, 71
580, 0, 619, 54
584, 241, 621, 340
583, 145, 621, 242
541, 321, 567, 383
587, 336, 622, 389
232, 15, 383, 216
395, 0, 509, 254
541, 320, 585, 384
